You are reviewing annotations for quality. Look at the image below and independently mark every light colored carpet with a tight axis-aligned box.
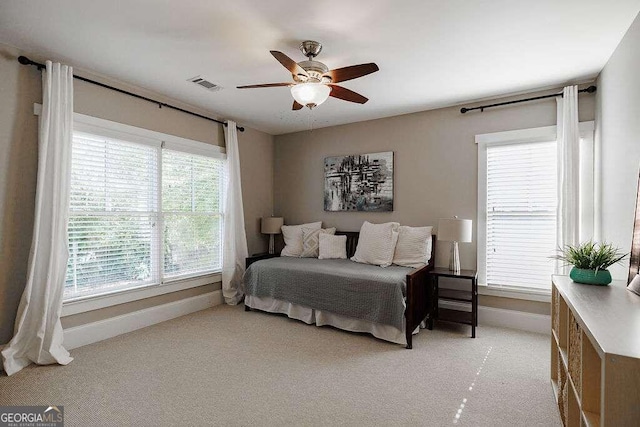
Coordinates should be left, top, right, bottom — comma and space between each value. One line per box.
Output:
0, 305, 559, 426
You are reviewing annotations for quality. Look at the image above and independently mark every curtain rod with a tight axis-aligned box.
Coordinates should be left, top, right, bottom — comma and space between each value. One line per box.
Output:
460, 85, 597, 114
18, 56, 245, 132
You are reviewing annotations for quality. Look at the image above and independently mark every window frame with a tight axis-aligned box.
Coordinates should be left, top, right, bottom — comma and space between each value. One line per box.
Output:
476, 121, 595, 301
34, 104, 226, 316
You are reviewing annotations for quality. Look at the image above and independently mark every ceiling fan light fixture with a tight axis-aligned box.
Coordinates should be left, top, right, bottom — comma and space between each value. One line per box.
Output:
290, 83, 331, 109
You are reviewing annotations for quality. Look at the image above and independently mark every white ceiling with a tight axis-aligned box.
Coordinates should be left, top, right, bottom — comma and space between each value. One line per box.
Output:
1, 1, 639, 135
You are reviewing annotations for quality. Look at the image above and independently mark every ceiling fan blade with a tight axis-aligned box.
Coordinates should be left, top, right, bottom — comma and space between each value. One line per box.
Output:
329, 85, 369, 104
323, 63, 379, 83
270, 51, 308, 77
292, 101, 304, 110
237, 83, 292, 89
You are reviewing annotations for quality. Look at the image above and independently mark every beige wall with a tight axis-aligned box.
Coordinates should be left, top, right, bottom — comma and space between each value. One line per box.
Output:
0, 45, 41, 345
274, 86, 596, 314
0, 43, 274, 343
596, 12, 640, 281
238, 127, 275, 255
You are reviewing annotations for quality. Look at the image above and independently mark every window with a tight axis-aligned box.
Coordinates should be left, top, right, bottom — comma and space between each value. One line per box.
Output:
477, 123, 595, 295
485, 140, 557, 290
66, 133, 159, 298
64, 121, 224, 301
162, 149, 223, 279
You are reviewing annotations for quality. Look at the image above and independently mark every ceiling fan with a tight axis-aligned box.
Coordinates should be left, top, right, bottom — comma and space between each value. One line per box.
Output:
237, 40, 379, 110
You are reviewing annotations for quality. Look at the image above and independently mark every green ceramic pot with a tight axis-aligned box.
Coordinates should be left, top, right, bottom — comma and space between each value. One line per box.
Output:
569, 267, 612, 286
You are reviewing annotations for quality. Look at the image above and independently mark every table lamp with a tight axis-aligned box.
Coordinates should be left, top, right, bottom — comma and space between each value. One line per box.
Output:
438, 217, 473, 273
261, 217, 283, 254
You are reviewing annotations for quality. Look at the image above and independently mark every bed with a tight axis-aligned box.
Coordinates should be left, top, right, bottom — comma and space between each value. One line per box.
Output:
243, 231, 435, 348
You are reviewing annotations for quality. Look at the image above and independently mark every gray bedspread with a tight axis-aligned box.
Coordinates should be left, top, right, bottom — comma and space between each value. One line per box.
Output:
243, 257, 414, 330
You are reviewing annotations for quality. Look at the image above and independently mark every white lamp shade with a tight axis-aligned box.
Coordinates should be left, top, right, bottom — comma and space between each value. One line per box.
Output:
290, 83, 331, 108
438, 218, 472, 243
261, 217, 283, 234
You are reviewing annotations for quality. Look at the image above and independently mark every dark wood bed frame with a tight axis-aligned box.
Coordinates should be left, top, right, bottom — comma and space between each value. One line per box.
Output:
336, 231, 436, 349
245, 230, 436, 349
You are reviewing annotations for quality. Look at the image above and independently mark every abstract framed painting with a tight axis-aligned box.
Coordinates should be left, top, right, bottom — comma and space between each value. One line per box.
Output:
324, 151, 394, 212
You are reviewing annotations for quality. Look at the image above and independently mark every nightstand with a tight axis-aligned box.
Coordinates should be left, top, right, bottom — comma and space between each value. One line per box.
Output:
429, 268, 478, 338
245, 252, 279, 269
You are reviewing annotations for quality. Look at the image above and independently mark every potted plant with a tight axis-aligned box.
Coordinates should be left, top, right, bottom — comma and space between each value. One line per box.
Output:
553, 241, 628, 285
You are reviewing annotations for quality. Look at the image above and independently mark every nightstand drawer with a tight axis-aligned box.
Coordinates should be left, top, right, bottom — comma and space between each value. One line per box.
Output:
246, 253, 279, 268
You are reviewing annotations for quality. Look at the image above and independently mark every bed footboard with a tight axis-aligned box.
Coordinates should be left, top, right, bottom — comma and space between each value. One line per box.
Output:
404, 235, 436, 349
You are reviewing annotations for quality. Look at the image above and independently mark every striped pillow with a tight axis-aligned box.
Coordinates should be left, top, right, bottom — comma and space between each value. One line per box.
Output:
281, 222, 322, 257
351, 221, 400, 267
392, 226, 434, 268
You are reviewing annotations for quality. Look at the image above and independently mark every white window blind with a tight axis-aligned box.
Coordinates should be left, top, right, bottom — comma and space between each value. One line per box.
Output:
66, 133, 159, 299
162, 149, 224, 280
485, 140, 557, 290
65, 131, 224, 301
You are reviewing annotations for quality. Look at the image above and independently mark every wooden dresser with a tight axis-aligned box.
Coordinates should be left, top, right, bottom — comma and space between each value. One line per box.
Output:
551, 275, 640, 426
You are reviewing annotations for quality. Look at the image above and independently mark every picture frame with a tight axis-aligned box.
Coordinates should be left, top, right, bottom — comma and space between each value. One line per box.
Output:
323, 151, 394, 212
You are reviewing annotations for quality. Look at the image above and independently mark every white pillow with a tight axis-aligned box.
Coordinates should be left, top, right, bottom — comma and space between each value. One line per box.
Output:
281, 222, 322, 257
392, 226, 434, 268
301, 227, 336, 258
628, 274, 640, 297
318, 234, 347, 259
351, 221, 400, 267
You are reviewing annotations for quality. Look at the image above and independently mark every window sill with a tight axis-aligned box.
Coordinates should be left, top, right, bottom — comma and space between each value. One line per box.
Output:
61, 272, 222, 317
478, 283, 551, 303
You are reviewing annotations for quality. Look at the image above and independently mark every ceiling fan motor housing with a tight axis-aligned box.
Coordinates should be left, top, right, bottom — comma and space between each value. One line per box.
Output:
294, 60, 330, 83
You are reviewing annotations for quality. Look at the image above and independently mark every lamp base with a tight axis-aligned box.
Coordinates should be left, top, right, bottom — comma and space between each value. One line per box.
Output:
449, 241, 460, 274
268, 235, 275, 255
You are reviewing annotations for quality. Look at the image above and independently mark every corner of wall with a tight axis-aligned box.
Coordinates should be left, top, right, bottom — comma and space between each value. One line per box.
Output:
595, 10, 640, 280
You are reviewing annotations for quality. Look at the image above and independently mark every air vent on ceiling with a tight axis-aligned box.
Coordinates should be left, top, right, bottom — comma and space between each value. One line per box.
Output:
187, 75, 222, 92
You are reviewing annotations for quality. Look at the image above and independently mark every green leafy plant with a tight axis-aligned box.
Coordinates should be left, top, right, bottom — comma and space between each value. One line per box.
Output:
552, 241, 628, 273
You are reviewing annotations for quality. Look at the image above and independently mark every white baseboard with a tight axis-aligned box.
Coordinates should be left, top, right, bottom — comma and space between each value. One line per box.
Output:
64, 290, 223, 350
439, 300, 550, 335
